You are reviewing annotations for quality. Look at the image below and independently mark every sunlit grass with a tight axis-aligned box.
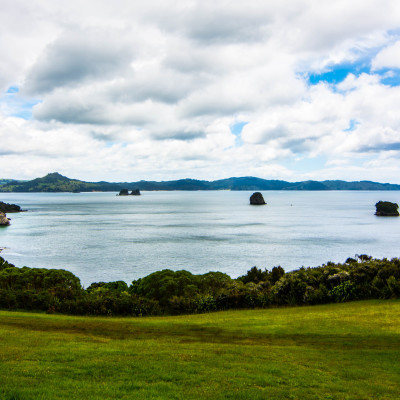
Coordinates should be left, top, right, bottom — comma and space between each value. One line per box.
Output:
0, 300, 399, 399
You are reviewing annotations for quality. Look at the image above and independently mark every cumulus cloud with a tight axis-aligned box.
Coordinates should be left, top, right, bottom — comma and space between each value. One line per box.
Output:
1, 0, 400, 182
372, 40, 400, 70
23, 28, 136, 96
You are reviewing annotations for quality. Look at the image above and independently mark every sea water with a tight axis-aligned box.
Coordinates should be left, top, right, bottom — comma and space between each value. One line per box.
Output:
0, 191, 399, 287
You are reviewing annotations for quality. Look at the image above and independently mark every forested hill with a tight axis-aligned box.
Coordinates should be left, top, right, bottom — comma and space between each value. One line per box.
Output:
0, 172, 400, 192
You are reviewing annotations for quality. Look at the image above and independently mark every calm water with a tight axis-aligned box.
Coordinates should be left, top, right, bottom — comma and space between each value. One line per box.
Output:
0, 191, 399, 287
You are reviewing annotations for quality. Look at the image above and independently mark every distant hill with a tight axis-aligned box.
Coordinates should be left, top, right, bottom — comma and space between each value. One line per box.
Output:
0, 173, 123, 193
0, 172, 399, 192
0, 179, 21, 186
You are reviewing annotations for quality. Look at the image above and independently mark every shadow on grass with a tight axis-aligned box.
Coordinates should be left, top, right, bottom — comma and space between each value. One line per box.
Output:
1, 315, 399, 351
0, 390, 33, 400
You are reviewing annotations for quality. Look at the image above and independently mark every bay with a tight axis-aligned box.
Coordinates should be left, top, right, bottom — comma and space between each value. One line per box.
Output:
0, 191, 399, 288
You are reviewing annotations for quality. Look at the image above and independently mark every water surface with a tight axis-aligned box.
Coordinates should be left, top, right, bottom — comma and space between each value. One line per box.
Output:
0, 191, 399, 287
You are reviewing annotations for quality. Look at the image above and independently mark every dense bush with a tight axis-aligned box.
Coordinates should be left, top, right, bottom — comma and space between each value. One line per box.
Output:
0, 255, 399, 316
130, 269, 233, 313
0, 258, 159, 316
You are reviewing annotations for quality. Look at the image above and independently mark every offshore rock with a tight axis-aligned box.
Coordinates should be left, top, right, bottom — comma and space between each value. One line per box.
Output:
375, 201, 399, 216
250, 192, 266, 205
118, 188, 141, 196
0, 211, 10, 226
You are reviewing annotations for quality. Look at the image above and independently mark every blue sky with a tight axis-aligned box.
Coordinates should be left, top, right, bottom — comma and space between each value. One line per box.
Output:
1, 86, 41, 120
308, 64, 369, 85
230, 121, 248, 147
308, 63, 400, 87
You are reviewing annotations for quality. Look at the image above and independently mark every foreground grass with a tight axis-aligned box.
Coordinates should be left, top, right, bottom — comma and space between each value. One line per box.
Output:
0, 300, 399, 400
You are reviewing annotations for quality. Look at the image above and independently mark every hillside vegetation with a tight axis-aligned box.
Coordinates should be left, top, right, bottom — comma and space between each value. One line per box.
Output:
0, 300, 399, 399
1, 172, 400, 192
0, 255, 399, 316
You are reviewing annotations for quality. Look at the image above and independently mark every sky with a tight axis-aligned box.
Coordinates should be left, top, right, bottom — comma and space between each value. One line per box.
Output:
1, 0, 400, 183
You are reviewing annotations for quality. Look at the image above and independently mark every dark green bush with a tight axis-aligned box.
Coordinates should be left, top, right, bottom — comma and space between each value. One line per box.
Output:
238, 266, 268, 284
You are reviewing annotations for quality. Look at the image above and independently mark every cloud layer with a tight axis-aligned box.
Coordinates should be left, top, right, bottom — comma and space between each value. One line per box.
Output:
1, 0, 400, 182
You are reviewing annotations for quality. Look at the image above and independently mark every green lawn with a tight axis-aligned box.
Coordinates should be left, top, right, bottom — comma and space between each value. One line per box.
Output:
0, 300, 399, 400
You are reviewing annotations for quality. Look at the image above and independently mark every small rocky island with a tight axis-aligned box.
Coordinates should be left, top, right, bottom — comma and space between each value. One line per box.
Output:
375, 201, 399, 216
118, 189, 141, 196
250, 192, 266, 205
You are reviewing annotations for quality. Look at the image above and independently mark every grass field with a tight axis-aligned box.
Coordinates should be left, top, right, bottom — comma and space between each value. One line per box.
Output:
0, 300, 399, 400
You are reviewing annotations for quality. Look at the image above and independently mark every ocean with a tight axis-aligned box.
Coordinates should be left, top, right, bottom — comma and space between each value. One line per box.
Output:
0, 191, 399, 287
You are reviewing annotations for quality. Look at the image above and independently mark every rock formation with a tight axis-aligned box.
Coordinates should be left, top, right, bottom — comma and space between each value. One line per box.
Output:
0, 211, 10, 226
118, 188, 141, 196
250, 192, 266, 205
375, 201, 399, 216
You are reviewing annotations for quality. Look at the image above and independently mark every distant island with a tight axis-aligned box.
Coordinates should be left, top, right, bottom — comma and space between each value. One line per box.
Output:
0, 172, 400, 193
118, 189, 141, 196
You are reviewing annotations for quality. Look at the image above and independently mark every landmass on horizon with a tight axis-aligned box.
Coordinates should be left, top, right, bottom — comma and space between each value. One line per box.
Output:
0, 172, 400, 193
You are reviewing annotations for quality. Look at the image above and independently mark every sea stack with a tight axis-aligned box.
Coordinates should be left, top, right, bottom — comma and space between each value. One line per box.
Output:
250, 192, 266, 205
130, 189, 141, 196
375, 201, 399, 216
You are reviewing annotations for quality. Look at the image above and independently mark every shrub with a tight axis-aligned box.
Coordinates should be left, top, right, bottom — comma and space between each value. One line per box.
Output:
330, 281, 357, 302
196, 295, 217, 313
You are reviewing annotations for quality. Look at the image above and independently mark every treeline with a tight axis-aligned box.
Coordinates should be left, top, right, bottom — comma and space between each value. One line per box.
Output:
3, 172, 400, 193
0, 255, 399, 316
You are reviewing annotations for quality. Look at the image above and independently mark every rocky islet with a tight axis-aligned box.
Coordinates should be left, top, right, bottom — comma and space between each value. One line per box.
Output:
250, 192, 266, 205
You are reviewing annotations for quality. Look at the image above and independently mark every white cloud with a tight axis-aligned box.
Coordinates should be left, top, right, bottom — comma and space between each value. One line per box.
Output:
372, 40, 400, 70
23, 28, 136, 96
1, 0, 400, 182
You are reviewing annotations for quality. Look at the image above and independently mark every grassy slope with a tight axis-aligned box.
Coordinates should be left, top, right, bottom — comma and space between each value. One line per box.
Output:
0, 300, 399, 400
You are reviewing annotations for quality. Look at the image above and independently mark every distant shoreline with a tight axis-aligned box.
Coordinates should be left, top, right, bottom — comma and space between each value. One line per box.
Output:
1, 172, 400, 193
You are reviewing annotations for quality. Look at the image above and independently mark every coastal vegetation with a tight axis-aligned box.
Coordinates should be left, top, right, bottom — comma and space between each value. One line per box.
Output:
1, 172, 400, 192
0, 300, 399, 399
0, 201, 23, 213
0, 255, 399, 316
1, 251, 399, 398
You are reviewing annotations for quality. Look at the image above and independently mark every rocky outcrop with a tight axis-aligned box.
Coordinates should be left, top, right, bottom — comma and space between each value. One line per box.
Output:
250, 192, 266, 205
0, 201, 22, 213
118, 188, 141, 196
375, 201, 399, 216
0, 212, 10, 226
